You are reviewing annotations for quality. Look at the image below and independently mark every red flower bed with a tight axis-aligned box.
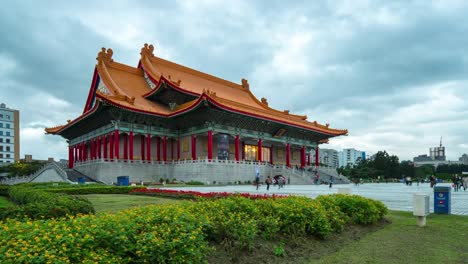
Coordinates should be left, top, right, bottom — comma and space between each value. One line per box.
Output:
129, 188, 287, 200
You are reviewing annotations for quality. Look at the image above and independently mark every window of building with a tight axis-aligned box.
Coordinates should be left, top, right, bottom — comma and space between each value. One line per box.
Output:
0, 154, 3, 158
6, 146, 10, 152
0, 131, 2, 136
6, 160, 10, 163
0, 123, 2, 128
6, 154, 10, 158
5, 124, 9, 128
0, 146, 3, 151
6, 132, 10, 136
6, 115, 10, 120
5, 138, 9, 143
0, 114, 2, 118
244, 145, 270, 162
0, 138, 2, 143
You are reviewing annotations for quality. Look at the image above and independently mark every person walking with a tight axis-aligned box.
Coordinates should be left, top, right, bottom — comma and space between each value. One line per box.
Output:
266, 176, 272, 191
329, 176, 334, 188
255, 173, 260, 190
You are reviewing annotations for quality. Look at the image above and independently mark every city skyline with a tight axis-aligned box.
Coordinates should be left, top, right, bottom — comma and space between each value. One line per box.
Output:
1, 1, 468, 161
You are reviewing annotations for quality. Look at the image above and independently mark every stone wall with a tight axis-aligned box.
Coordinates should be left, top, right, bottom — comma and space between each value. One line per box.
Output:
73, 160, 322, 185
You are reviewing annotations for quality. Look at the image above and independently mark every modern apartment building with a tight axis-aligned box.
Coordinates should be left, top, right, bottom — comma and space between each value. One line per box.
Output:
311, 148, 339, 168
338, 148, 366, 167
0, 103, 20, 164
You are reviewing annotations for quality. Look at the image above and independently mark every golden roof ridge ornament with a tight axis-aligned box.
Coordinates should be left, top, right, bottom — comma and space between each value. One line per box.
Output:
96, 47, 113, 65
241, 78, 250, 90
261, 97, 268, 106
141, 43, 155, 58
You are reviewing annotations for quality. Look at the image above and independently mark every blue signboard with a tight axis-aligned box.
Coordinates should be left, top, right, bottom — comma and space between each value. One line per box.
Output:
434, 186, 451, 214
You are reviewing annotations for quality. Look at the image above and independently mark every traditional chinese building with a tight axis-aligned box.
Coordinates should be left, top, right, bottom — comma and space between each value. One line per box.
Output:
46, 44, 347, 184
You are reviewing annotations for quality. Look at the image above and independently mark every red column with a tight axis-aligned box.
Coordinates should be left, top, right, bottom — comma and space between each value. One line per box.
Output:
191, 134, 196, 160
163, 136, 167, 161
68, 146, 73, 168
235, 135, 240, 161
97, 137, 101, 159
129, 132, 134, 161
140, 135, 145, 161
257, 138, 262, 162
270, 145, 274, 164
315, 146, 319, 167
109, 134, 114, 160
177, 139, 180, 160
241, 141, 245, 160
114, 130, 119, 160
157, 137, 161, 161
171, 139, 174, 160
147, 134, 151, 162
286, 143, 290, 167
84, 143, 88, 161
103, 135, 108, 160
123, 134, 128, 161
207, 130, 213, 160
301, 146, 306, 168
93, 139, 97, 159
90, 139, 95, 160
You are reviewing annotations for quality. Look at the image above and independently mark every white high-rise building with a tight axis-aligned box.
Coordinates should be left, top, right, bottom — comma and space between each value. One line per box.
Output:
338, 148, 366, 167
0, 103, 20, 164
311, 148, 339, 168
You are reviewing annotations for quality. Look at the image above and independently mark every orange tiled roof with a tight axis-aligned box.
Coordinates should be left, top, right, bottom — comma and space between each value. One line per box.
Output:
46, 45, 348, 137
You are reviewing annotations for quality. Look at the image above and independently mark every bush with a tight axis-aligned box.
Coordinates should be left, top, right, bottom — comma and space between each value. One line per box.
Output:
46, 186, 140, 195
0, 194, 387, 262
185, 181, 205, 185
316, 194, 388, 225
0, 186, 94, 220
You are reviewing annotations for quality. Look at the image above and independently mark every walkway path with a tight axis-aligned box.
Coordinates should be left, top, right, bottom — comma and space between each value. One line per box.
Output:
161, 183, 468, 216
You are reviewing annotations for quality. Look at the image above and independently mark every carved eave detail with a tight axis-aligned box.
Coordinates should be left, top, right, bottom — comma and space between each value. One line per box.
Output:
97, 80, 111, 95
167, 75, 182, 86
140, 43, 155, 58
143, 71, 157, 89
203, 88, 217, 97
96, 48, 113, 65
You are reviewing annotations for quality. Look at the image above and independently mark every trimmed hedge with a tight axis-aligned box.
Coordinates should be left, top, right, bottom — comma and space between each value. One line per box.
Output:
46, 186, 141, 195
0, 186, 94, 220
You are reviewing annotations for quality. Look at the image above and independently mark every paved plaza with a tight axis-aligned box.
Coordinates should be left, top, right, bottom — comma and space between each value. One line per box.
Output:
161, 183, 468, 216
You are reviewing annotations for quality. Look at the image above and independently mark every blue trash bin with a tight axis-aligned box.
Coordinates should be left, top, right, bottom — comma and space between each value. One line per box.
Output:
117, 176, 130, 186
78, 177, 86, 184
434, 186, 451, 214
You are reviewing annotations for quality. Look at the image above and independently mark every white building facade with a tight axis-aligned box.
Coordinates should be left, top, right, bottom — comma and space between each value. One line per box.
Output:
0, 103, 20, 164
338, 148, 366, 168
311, 148, 339, 168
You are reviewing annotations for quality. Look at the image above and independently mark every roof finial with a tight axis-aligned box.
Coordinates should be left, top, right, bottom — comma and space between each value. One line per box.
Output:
241, 78, 250, 90
96, 47, 113, 65
261, 97, 268, 106
141, 43, 155, 57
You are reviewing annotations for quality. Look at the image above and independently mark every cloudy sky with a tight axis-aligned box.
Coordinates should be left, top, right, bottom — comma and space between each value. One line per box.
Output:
1, 0, 468, 161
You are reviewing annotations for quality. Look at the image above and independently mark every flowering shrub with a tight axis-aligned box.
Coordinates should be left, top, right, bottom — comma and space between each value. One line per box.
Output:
316, 194, 388, 225
0, 192, 388, 262
130, 187, 287, 200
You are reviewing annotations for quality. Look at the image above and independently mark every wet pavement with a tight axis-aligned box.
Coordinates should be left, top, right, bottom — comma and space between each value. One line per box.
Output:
161, 182, 468, 216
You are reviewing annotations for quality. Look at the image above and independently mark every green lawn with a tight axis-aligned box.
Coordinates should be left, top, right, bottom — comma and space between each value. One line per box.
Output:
0, 196, 13, 208
312, 211, 468, 264
77, 194, 182, 213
